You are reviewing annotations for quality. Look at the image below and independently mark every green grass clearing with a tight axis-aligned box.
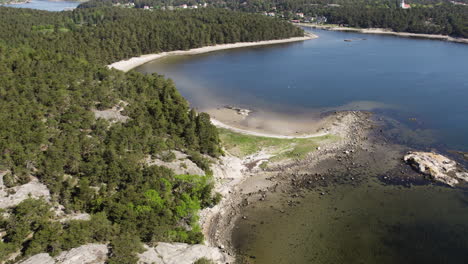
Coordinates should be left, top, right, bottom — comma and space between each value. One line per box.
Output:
218, 128, 339, 160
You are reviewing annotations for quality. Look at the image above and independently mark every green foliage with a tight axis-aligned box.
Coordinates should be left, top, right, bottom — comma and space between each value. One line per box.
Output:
194, 257, 216, 264
186, 150, 213, 174
108, 232, 144, 264
160, 151, 176, 162
0, 5, 303, 263
0, 200, 116, 260
80, 0, 468, 38
219, 128, 337, 159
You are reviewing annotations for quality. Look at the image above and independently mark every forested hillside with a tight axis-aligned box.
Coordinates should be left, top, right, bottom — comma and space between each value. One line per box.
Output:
0, 7, 303, 64
0, 7, 303, 263
83, 0, 468, 37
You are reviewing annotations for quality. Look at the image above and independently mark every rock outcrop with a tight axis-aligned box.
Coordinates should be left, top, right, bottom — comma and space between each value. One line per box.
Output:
92, 101, 129, 123
404, 151, 468, 186
18, 253, 55, 264
54, 244, 108, 264
145, 151, 205, 176
17, 243, 229, 264
0, 172, 50, 209
18, 244, 108, 264
138, 243, 231, 264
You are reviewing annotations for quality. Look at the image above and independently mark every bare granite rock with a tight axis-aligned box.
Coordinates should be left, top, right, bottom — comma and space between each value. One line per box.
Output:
404, 151, 468, 187
18, 242, 229, 264
0, 176, 50, 209
55, 244, 108, 264
138, 242, 231, 264
0, 170, 6, 187
145, 151, 205, 176
92, 101, 129, 123
18, 244, 108, 264
58, 213, 91, 222
18, 253, 54, 264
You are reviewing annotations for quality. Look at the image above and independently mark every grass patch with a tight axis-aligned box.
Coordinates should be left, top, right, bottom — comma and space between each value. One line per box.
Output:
218, 128, 338, 159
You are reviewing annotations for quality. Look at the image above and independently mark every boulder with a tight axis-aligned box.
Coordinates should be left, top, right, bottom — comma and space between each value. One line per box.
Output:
404, 151, 468, 187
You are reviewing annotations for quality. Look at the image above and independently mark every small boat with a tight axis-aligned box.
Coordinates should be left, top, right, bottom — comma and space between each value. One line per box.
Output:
344, 39, 352, 42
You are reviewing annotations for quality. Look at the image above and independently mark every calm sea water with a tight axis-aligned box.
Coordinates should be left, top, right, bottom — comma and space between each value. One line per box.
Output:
137, 29, 468, 263
137, 29, 468, 151
3, 0, 80, 11
233, 175, 468, 264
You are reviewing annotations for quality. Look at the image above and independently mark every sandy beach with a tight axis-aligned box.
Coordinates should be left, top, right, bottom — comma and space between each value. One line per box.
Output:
298, 23, 468, 44
210, 118, 329, 139
207, 106, 333, 139
108, 34, 317, 72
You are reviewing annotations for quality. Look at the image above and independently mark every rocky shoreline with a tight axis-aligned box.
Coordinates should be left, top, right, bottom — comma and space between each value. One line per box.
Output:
199, 111, 376, 258
11, 109, 467, 263
201, 109, 468, 262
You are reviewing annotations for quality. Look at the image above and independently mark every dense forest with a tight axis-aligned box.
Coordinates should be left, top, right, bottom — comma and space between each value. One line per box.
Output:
82, 0, 468, 37
0, 7, 303, 263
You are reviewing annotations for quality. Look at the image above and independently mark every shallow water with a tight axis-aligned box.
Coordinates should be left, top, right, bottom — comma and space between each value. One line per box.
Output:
3, 0, 79, 11
233, 176, 468, 264
136, 29, 468, 151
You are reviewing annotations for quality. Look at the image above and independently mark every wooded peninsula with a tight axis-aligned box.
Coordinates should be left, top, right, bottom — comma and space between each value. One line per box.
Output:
0, 6, 303, 263
82, 0, 468, 38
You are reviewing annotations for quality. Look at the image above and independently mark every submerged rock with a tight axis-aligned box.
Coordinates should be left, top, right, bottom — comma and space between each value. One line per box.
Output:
404, 151, 468, 187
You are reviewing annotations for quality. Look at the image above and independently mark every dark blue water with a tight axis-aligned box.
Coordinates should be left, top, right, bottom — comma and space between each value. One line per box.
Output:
137, 29, 468, 151
3, 0, 79, 11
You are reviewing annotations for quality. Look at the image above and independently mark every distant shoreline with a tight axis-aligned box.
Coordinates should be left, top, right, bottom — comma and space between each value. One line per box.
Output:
108, 34, 317, 72
298, 23, 468, 44
2, 0, 30, 4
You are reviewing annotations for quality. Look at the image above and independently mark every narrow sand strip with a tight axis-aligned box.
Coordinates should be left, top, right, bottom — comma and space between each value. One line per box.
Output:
108, 34, 317, 72
298, 23, 468, 44
210, 118, 328, 139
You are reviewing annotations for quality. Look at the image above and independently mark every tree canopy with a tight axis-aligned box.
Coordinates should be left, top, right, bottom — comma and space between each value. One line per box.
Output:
82, 0, 468, 37
0, 6, 303, 263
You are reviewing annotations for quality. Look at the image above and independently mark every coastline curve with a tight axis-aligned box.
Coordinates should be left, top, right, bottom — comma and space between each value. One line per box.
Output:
108, 34, 317, 72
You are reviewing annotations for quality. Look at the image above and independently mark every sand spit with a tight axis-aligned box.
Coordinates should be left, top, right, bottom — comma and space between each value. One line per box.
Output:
299, 23, 468, 44
210, 118, 329, 139
200, 111, 374, 258
205, 106, 337, 137
108, 34, 317, 72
